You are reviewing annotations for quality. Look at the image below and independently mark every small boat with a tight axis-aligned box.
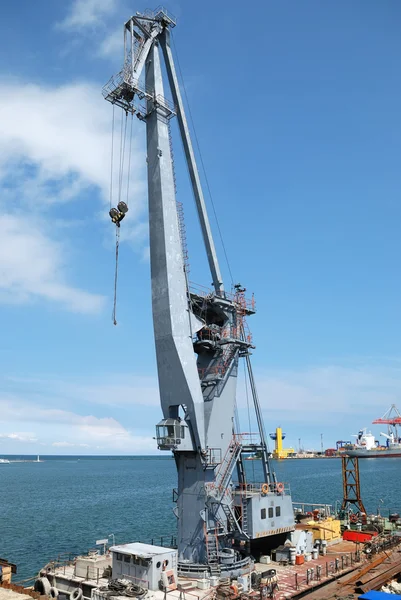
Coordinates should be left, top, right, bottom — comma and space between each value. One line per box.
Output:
0, 458, 10, 464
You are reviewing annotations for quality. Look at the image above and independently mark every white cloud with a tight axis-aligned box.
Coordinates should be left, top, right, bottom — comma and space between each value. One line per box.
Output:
5, 374, 160, 407
98, 27, 123, 58
68, 379, 160, 408
0, 432, 37, 443
0, 372, 159, 453
0, 80, 146, 312
1, 359, 401, 452
0, 81, 144, 201
57, 0, 118, 31
250, 363, 401, 424
0, 214, 105, 313
52, 441, 90, 448
0, 394, 155, 453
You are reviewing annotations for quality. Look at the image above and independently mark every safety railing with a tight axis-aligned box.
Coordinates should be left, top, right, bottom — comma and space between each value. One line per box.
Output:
189, 282, 256, 312
291, 553, 362, 594
198, 365, 226, 380
138, 534, 177, 548
204, 447, 222, 467
141, 6, 177, 27
197, 342, 242, 381
41, 557, 110, 584
235, 432, 260, 441
292, 502, 334, 518
235, 481, 291, 496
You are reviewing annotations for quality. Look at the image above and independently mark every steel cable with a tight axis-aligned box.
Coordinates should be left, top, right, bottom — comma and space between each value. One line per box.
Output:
112, 227, 120, 326
118, 110, 129, 204
109, 104, 115, 209
126, 113, 134, 206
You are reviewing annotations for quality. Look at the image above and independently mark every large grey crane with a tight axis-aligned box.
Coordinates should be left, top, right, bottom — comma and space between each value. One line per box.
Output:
103, 7, 294, 577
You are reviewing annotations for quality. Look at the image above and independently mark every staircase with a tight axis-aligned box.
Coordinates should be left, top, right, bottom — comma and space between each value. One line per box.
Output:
221, 502, 244, 536
204, 436, 248, 539
213, 436, 242, 499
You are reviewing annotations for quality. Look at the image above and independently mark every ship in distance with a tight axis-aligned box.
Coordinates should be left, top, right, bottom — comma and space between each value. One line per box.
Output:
346, 404, 401, 458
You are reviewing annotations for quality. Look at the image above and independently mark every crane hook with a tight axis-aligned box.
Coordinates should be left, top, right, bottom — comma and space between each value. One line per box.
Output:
109, 202, 129, 325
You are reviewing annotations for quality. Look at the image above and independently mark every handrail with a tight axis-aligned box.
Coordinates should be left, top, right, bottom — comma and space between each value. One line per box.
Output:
189, 282, 256, 311
235, 481, 290, 495
293, 502, 333, 518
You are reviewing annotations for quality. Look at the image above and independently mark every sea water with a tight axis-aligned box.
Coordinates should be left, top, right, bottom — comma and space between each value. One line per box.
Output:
0, 456, 399, 580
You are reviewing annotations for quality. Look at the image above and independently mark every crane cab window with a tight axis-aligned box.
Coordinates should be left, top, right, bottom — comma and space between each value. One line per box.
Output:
156, 419, 185, 447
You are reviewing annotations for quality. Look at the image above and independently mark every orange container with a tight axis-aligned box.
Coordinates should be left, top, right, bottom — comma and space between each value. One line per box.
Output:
295, 555, 305, 565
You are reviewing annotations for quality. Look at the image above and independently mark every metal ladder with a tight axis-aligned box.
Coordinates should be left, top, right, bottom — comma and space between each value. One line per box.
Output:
204, 524, 220, 574
241, 496, 248, 534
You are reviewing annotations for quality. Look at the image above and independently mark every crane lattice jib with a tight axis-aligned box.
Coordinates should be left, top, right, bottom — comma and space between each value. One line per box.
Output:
372, 403, 401, 425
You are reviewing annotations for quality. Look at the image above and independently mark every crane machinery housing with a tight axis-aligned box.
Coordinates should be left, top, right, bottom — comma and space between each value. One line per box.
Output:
103, 6, 295, 577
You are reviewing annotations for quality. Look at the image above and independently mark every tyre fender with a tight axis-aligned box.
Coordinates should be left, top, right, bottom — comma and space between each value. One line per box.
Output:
34, 577, 52, 596
70, 588, 83, 600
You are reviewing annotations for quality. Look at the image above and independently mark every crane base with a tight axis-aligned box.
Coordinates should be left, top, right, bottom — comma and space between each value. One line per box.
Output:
178, 555, 253, 578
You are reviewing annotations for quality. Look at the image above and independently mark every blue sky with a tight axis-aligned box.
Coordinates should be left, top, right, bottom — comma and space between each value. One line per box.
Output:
1, 0, 401, 454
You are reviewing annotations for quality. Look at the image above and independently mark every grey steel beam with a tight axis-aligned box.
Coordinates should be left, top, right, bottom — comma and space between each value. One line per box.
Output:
245, 353, 275, 485
160, 29, 224, 295
145, 40, 205, 451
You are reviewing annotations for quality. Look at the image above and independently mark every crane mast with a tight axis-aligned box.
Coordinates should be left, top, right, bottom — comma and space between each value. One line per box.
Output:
103, 7, 294, 576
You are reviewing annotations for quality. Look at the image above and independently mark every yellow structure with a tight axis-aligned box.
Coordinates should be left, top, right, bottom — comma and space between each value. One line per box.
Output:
270, 427, 294, 459
305, 517, 342, 542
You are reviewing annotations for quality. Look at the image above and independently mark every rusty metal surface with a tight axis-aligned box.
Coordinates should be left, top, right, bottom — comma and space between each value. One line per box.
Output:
357, 554, 401, 593
291, 546, 401, 600
339, 554, 388, 586
341, 456, 367, 514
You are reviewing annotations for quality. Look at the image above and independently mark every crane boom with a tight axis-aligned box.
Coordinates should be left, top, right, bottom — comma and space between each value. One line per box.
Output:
160, 29, 224, 294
